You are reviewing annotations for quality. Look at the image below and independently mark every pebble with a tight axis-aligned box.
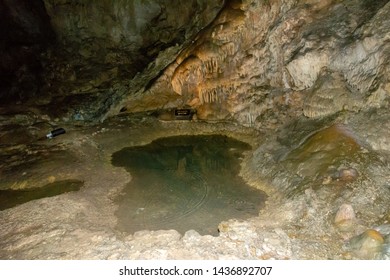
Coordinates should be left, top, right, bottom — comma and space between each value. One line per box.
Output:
334, 204, 356, 231
337, 168, 358, 182
349, 229, 384, 259
182, 230, 201, 243
218, 220, 258, 241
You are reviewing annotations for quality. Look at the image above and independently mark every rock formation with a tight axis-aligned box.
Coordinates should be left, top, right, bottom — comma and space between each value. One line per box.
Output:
116, 0, 390, 124
1, 0, 389, 123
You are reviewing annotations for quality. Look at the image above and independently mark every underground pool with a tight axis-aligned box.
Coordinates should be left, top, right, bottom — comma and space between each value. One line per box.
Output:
111, 135, 267, 236
0, 179, 84, 211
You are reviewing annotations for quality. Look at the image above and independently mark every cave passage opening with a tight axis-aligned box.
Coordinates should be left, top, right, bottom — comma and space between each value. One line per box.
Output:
111, 134, 267, 236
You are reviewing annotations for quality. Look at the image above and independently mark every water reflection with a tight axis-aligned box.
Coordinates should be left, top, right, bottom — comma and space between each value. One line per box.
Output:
0, 180, 84, 211
111, 135, 266, 236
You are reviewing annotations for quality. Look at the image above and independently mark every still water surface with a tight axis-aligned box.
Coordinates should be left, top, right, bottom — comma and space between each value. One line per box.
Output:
0, 180, 83, 211
111, 135, 266, 236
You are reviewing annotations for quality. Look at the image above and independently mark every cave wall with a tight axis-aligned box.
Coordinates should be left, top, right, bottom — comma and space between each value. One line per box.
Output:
116, 0, 390, 126
43, 0, 224, 65
1, 0, 389, 124
38, 0, 225, 121
1, 0, 224, 120
0, 0, 54, 102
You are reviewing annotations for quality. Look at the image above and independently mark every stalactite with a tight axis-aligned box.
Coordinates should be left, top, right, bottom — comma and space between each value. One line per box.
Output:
203, 57, 222, 74
171, 71, 185, 95
221, 42, 237, 57
171, 56, 204, 95
198, 82, 236, 105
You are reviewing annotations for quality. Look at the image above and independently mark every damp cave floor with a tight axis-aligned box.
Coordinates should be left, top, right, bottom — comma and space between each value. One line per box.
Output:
0, 114, 389, 259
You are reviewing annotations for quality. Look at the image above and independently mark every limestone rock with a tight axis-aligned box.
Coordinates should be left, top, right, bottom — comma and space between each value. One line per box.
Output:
286, 52, 329, 91
374, 224, 390, 236
349, 229, 384, 259
218, 219, 258, 241
2, 0, 390, 123
346, 107, 390, 152
284, 124, 362, 180
43, 0, 223, 54
10, 0, 224, 121
334, 204, 356, 232
303, 71, 360, 118
383, 241, 390, 260
122, 0, 390, 124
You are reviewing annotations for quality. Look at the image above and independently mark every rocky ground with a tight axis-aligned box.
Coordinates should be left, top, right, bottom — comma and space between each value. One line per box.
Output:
0, 108, 389, 260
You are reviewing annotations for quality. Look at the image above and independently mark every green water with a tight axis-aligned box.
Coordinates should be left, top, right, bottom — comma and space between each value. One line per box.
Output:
111, 135, 266, 236
0, 180, 84, 211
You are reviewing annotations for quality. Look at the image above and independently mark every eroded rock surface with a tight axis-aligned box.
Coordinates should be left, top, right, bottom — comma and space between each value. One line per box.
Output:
118, 0, 390, 125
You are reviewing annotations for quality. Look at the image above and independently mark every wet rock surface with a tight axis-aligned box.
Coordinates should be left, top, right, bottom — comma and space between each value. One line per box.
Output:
0, 113, 389, 260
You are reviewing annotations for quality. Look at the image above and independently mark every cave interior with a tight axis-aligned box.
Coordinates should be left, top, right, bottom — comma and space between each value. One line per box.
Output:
0, 0, 390, 260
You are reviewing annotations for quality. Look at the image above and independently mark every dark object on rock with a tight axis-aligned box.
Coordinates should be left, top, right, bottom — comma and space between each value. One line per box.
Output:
46, 128, 66, 139
174, 109, 196, 120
